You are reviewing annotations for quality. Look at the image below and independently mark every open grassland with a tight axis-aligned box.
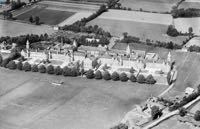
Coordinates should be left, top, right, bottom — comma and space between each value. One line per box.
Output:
16, 6, 75, 25
174, 18, 200, 35
0, 19, 55, 37
120, 0, 180, 13
0, 68, 167, 129
179, 1, 200, 9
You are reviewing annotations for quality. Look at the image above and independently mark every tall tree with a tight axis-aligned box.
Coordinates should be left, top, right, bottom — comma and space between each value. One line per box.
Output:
35, 16, 40, 25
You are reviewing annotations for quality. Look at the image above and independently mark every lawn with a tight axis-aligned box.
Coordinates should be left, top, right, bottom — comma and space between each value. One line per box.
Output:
16, 6, 75, 25
0, 68, 167, 129
0, 19, 55, 37
120, 0, 180, 13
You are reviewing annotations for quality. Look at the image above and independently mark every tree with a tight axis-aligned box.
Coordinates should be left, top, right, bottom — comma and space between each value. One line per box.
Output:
129, 74, 137, 82
0, 54, 3, 64
179, 107, 187, 117
129, 67, 135, 74
137, 74, 146, 83
70, 67, 79, 77
29, 16, 33, 23
111, 72, 120, 81
194, 110, 200, 121
188, 27, 193, 38
86, 69, 94, 79
123, 32, 128, 39
103, 71, 111, 80
47, 65, 54, 74
120, 72, 128, 82
39, 64, 46, 73
63, 66, 71, 76
92, 58, 98, 69
23, 62, 31, 71
146, 74, 156, 84
151, 106, 162, 120
7, 60, 16, 70
95, 70, 102, 80
54, 66, 63, 75
1, 58, 11, 68
31, 64, 38, 72
17, 61, 23, 70
167, 25, 179, 37
35, 16, 40, 25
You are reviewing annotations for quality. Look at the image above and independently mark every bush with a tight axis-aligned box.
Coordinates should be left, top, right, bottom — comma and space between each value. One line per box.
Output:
54, 66, 63, 75
39, 65, 46, 73
47, 65, 54, 74
137, 74, 146, 83
23, 62, 31, 72
194, 110, 200, 121
103, 71, 111, 80
95, 70, 102, 80
92, 59, 98, 69
1, 58, 10, 68
17, 61, 23, 70
146, 74, 156, 84
151, 106, 162, 120
31, 64, 38, 72
63, 66, 71, 76
119, 72, 129, 82
130, 74, 137, 82
86, 69, 94, 79
111, 72, 120, 81
167, 25, 179, 37
7, 60, 16, 70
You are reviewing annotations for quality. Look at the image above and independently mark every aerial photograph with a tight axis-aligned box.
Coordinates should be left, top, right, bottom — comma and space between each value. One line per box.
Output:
0, 0, 200, 129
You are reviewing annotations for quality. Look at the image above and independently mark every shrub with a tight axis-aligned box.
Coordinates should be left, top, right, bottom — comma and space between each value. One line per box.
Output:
95, 70, 102, 80
54, 66, 63, 75
167, 25, 179, 37
137, 74, 146, 83
63, 66, 71, 76
194, 110, 200, 121
103, 71, 111, 80
146, 74, 156, 84
1, 58, 10, 68
7, 60, 16, 70
111, 72, 119, 81
23, 62, 31, 72
92, 59, 98, 69
31, 64, 38, 72
120, 72, 129, 82
17, 61, 23, 70
130, 74, 137, 82
47, 65, 54, 74
86, 69, 94, 79
39, 65, 46, 73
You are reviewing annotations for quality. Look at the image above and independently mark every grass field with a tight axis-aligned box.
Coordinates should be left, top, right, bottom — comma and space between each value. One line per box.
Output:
88, 17, 186, 45
0, 68, 167, 129
120, 0, 180, 13
16, 6, 75, 25
178, 1, 200, 9
0, 19, 55, 36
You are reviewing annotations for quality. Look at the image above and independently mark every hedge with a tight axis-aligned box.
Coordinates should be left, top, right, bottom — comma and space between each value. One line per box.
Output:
86, 69, 94, 79
95, 70, 102, 80
39, 65, 46, 73
32, 64, 38, 72
54, 66, 63, 75
23, 62, 31, 72
7, 60, 16, 70
120, 72, 129, 82
129, 74, 137, 82
47, 65, 54, 74
103, 71, 111, 81
137, 74, 146, 83
17, 61, 23, 70
111, 72, 120, 81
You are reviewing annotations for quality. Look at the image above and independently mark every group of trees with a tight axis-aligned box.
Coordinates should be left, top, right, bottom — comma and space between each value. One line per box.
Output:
2, 11, 13, 20
85, 69, 156, 84
29, 16, 40, 25
119, 33, 182, 50
0, 33, 49, 48
169, 85, 200, 112
62, 5, 111, 40
166, 25, 180, 37
171, 8, 200, 18
10, 0, 26, 10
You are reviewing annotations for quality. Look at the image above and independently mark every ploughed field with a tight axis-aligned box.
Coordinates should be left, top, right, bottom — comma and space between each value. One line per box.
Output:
88, 10, 186, 45
0, 68, 167, 129
16, 6, 75, 25
120, 0, 180, 13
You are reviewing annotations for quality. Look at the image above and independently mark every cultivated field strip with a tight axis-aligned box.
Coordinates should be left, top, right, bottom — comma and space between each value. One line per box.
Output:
97, 10, 173, 25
